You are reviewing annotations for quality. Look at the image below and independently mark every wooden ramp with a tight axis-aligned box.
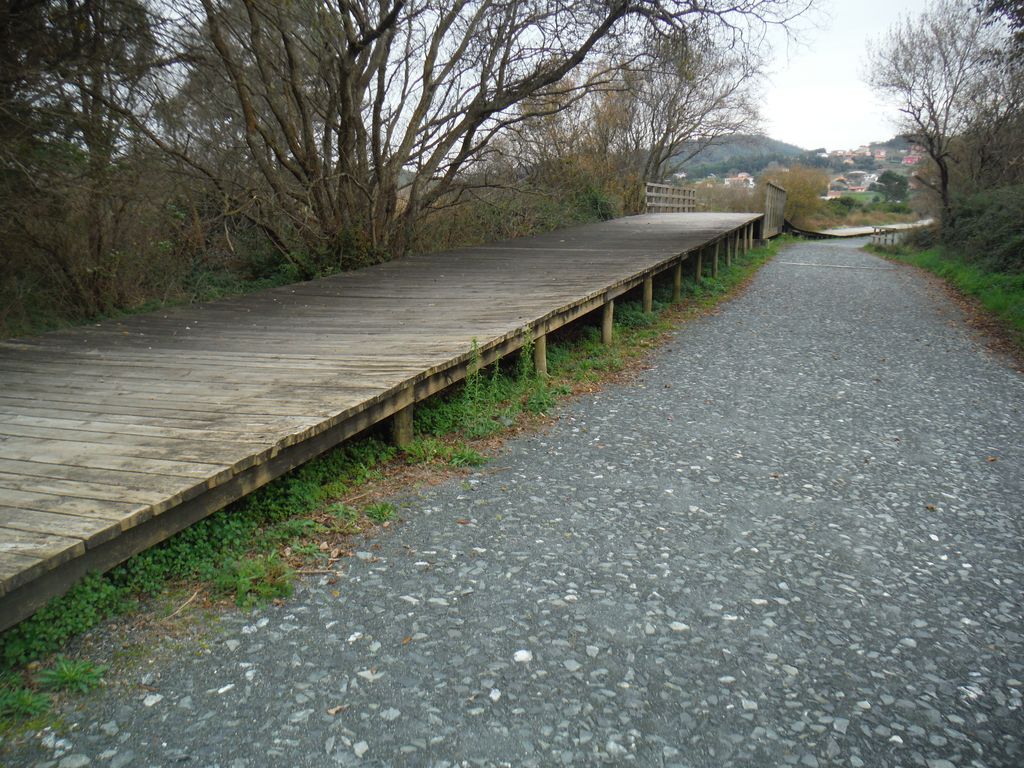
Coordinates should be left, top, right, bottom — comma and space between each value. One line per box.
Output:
787, 218, 934, 239
0, 212, 761, 629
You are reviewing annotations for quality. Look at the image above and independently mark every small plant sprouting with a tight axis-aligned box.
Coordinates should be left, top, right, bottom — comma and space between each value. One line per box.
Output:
326, 502, 360, 532
364, 502, 397, 523
450, 445, 488, 467
214, 554, 294, 608
0, 685, 50, 720
404, 437, 448, 464
36, 657, 107, 694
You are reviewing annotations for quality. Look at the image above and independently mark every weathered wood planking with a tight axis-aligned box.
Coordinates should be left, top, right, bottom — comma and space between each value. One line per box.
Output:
0, 212, 761, 630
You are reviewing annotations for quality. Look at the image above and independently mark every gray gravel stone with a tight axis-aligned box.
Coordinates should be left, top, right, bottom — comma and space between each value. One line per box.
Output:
3, 239, 1022, 767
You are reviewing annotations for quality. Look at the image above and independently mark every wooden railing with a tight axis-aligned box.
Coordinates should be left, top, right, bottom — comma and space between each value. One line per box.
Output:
871, 226, 900, 246
763, 181, 787, 238
645, 182, 697, 213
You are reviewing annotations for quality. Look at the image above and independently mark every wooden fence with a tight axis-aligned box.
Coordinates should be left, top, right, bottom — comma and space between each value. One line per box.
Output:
870, 226, 901, 246
645, 182, 697, 213
763, 181, 787, 238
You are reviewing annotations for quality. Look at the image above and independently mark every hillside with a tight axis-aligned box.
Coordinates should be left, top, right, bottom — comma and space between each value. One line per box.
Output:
678, 134, 810, 178
679, 134, 807, 168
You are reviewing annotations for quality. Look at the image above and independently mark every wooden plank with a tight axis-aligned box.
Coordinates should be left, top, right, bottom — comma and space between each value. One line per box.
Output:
0, 470, 186, 505
0, 434, 266, 472
0, 507, 121, 546
0, 458, 196, 486
0, 552, 46, 597
0, 442, 230, 481
0, 527, 84, 571
0, 489, 138, 520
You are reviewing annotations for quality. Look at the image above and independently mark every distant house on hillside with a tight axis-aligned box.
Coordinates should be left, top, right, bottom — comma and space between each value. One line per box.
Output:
844, 170, 869, 192
903, 154, 922, 166
724, 172, 755, 188
874, 149, 887, 160
827, 177, 849, 198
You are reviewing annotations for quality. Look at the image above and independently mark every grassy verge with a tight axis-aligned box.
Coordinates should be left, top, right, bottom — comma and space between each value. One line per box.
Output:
869, 243, 1024, 350
0, 234, 785, 734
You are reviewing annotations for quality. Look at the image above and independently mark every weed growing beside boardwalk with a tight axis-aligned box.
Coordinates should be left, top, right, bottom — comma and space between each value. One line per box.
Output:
0, 237, 784, 733
870, 243, 1024, 351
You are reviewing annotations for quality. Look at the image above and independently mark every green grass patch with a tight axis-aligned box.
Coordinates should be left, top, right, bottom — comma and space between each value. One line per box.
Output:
870, 244, 1024, 348
364, 502, 397, 524
35, 657, 107, 694
414, 334, 554, 439
0, 678, 50, 720
213, 554, 295, 609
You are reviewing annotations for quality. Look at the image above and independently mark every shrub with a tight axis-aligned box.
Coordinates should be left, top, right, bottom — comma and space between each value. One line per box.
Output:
945, 185, 1024, 272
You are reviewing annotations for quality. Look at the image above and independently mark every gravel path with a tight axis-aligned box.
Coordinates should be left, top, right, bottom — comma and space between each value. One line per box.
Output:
8, 238, 1023, 768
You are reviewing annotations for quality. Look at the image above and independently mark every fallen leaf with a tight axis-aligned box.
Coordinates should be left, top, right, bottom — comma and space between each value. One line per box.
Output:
327, 705, 347, 716
986, 456, 998, 462
456, 519, 471, 525
925, 503, 936, 511
402, 636, 412, 645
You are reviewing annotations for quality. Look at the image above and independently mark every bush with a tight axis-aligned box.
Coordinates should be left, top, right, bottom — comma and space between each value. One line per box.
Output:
826, 197, 858, 217
945, 185, 1024, 272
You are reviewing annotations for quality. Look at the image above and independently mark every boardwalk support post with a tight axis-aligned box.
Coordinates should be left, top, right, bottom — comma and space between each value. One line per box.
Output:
643, 276, 653, 314
712, 241, 720, 279
602, 299, 614, 345
392, 389, 415, 448
673, 262, 682, 303
534, 332, 548, 377
695, 249, 704, 282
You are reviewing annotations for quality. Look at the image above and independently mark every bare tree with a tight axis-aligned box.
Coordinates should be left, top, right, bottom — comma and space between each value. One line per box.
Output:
608, 32, 763, 184
956, 38, 1024, 190
868, 0, 1002, 216
139, 0, 813, 268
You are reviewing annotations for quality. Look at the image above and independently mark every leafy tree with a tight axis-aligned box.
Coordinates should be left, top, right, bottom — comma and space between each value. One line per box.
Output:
870, 170, 909, 202
760, 164, 828, 225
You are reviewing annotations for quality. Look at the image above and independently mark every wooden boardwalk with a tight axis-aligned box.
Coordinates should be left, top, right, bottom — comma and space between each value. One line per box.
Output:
0, 212, 762, 629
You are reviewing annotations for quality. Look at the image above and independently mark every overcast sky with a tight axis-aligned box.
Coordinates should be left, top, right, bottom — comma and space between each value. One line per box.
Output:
760, 0, 933, 151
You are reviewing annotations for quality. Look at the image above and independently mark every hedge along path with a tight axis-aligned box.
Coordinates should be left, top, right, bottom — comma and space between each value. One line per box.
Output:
0, 212, 765, 631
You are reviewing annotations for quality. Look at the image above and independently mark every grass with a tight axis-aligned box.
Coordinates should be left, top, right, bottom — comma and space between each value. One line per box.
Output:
35, 657, 107, 694
213, 554, 295, 609
0, 233, 785, 733
870, 243, 1024, 350
0, 657, 107, 736
0, 676, 50, 719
